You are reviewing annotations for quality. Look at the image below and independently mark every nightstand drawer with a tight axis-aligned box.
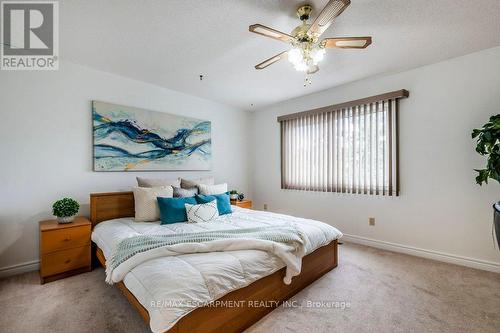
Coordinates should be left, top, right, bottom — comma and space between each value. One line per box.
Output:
41, 225, 91, 254
231, 200, 252, 209
41, 246, 90, 277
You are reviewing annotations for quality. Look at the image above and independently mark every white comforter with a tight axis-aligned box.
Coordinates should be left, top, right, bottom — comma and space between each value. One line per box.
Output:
92, 207, 342, 333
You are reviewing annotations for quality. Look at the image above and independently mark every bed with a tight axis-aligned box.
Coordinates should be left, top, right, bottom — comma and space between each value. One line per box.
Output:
90, 191, 342, 333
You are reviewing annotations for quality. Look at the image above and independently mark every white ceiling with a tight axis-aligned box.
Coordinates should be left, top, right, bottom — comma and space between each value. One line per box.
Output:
60, 0, 500, 110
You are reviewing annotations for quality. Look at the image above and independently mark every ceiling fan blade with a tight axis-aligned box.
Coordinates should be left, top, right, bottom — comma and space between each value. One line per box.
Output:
308, 0, 351, 37
249, 24, 294, 43
321, 37, 372, 49
255, 51, 288, 70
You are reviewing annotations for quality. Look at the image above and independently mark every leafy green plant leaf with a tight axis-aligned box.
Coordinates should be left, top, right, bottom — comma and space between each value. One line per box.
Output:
472, 114, 500, 185
52, 198, 80, 217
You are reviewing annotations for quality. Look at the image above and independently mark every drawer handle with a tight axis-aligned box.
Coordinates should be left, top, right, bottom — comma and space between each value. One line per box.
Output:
63, 237, 71, 242
65, 259, 72, 264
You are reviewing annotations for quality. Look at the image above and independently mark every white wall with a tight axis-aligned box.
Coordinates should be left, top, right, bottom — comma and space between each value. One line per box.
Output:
1, 47, 499, 276
0, 61, 251, 273
251, 46, 500, 269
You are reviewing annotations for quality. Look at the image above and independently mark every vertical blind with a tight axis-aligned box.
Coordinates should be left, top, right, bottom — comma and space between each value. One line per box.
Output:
279, 90, 408, 196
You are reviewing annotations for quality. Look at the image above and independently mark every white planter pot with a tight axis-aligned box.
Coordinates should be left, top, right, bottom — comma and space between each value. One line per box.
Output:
57, 215, 75, 224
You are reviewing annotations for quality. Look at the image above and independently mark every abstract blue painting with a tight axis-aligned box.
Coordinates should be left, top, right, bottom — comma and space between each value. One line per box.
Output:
93, 101, 211, 171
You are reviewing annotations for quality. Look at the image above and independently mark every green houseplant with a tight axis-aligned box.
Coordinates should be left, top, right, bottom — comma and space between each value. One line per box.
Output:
472, 114, 500, 185
472, 114, 500, 249
52, 198, 80, 224
229, 190, 239, 201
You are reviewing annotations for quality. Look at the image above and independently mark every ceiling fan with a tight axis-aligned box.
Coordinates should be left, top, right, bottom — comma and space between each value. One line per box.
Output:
249, 0, 371, 80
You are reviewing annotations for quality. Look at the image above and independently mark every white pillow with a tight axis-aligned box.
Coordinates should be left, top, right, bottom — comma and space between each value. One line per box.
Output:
133, 186, 173, 222
198, 183, 228, 195
185, 200, 219, 223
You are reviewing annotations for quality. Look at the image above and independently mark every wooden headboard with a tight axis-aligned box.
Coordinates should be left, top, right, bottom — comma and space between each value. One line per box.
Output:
90, 192, 135, 227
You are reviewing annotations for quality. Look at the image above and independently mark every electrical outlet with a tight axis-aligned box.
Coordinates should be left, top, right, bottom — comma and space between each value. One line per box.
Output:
369, 217, 375, 226
263, 204, 268, 210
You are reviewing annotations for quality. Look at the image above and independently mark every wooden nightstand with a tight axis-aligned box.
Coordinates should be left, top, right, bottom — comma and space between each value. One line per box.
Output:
39, 217, 91, 284
231, 199, 252, 209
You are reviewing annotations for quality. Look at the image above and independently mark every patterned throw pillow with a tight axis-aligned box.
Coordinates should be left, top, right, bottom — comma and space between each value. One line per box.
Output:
185, 200, 219, 223
133, 186, 173, 222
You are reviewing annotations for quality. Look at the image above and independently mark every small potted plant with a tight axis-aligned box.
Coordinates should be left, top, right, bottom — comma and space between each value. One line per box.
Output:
52, 197, 80, 223
229, 190, 239, 201
472, 114, 499, 248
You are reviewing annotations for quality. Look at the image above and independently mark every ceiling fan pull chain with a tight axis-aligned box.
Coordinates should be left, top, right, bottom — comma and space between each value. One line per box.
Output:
304, 76, 312, 87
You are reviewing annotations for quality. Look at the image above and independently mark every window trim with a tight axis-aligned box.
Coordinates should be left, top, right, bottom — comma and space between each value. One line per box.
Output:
277, 89, 409, 122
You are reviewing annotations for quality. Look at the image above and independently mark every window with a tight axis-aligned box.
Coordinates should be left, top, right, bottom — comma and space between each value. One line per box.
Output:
279, 90, 408, 196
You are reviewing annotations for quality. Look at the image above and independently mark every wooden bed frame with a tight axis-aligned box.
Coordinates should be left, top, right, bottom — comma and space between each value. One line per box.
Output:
90, 192, 338, 333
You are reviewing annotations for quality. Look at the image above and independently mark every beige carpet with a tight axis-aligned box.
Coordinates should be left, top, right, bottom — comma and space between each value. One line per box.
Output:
1, 243, 499, 333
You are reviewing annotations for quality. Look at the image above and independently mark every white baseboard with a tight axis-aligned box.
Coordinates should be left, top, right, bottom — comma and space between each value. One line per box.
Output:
342, 234, 500, 273
0, 260, 39, 279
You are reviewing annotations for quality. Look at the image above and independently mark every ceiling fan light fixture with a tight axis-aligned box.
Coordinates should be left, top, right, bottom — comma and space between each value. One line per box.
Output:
294, 61, 309, 72
288, 48, 303, 65
288, 43, 326, 72
249, 0, 371, 80
311, 47, 326, 65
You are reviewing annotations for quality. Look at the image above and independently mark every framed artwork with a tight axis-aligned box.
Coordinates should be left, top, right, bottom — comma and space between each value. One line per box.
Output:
92, 101, 211, 171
